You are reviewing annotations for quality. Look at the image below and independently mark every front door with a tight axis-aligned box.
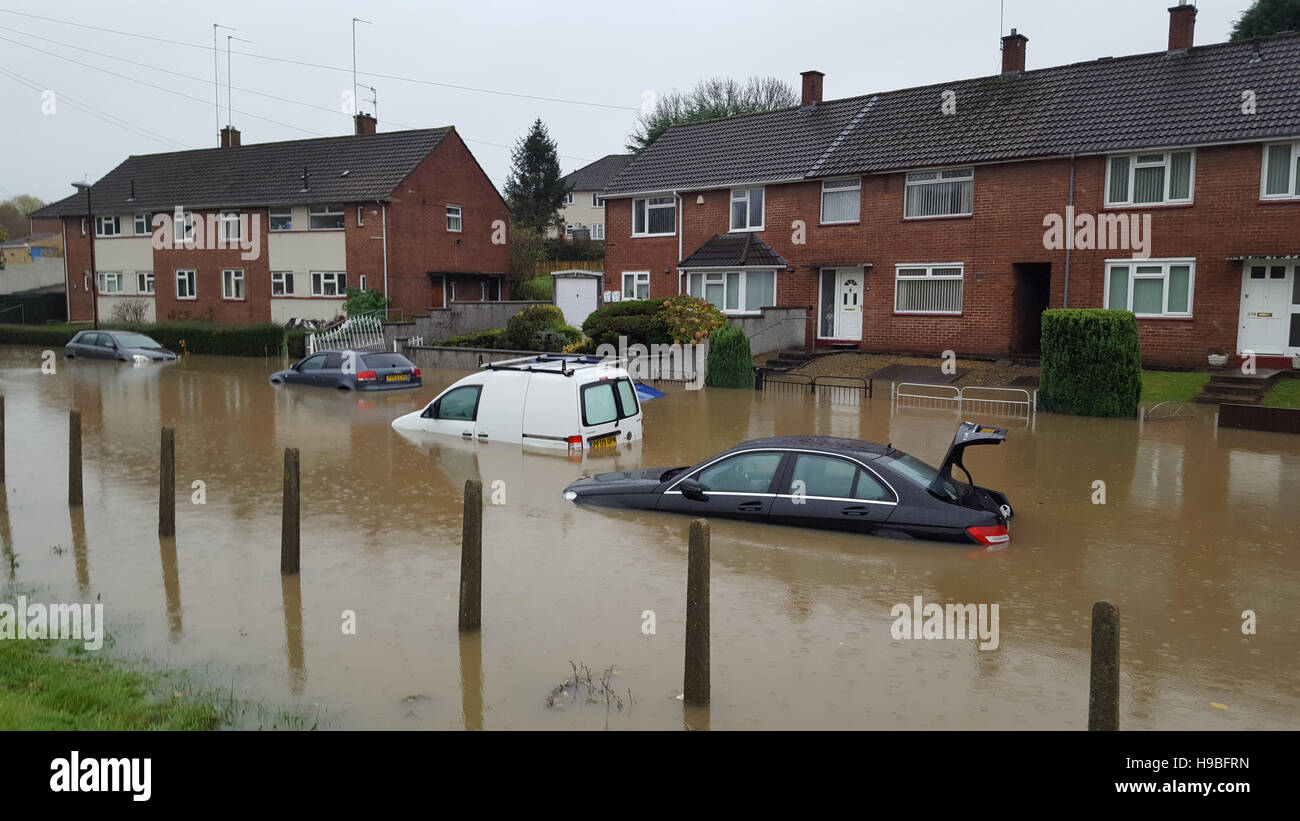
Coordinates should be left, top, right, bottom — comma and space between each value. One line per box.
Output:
1239, 262, 1295, 355
819, 268, 863, 340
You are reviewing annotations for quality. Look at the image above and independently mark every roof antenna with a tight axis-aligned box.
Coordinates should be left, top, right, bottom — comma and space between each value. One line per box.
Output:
226, 34, 251, 129
366, 85, 378, 124
352, 17, 373, 114
212, 23, 235, 145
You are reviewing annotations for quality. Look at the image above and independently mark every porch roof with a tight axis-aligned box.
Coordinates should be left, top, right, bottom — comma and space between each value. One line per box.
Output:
678, 233, 788, 269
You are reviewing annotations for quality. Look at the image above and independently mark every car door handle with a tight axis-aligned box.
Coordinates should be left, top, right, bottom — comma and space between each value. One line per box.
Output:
840, 506, 870, 516
737, 501, 763, 512
477, 433, 488, 438
461, 431, 473, 438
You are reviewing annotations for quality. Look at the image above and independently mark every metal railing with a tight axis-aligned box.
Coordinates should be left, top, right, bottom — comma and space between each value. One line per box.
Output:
892, 383, 1036, 420
756, 370, 873, 404
306, 311, 385, 355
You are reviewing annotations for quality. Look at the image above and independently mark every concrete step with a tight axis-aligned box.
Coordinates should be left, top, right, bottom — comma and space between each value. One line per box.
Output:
1201, 383, 1269, 398
1208, 369, 1284, 386
1195, 393, 1263, 405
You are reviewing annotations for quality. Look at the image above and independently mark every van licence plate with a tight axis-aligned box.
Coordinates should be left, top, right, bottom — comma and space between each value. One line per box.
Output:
588, 434, 617, 451
386, 374, 409, 382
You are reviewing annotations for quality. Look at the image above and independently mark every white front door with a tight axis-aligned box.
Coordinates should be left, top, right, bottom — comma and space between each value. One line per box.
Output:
1239, 262, 1295, 355
835, 269, 863, 340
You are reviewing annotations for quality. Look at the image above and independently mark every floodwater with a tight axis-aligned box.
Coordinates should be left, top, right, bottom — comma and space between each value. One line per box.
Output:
1, 345, 1297, 730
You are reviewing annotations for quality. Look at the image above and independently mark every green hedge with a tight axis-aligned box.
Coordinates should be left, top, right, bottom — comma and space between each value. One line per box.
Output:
1039, 309, 1142, 417
581, 299, 670, 348
435, 328, 509, 349
503, 305, 580, 350
705, 324, 754, 389
0, 322, 294, 357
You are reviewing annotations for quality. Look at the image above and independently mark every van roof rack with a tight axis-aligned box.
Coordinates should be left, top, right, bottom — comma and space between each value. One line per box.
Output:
481, 354, 616, 376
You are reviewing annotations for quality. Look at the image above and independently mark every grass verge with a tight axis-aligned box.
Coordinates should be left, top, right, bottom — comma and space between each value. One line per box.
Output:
1140, 370, 1210, 404
1262, 377, 1300, 409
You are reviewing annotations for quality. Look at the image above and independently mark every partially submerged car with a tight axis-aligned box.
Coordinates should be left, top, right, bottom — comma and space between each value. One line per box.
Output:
64, 330, 178, 362
561, 422, 1015, 545
270, 350, 421, 391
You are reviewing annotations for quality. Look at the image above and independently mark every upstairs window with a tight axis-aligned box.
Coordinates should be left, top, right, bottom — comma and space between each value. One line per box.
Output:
1106, 150, 1194, 206
446, 205, 462, 232
821, 178, 861, 223
729, 187, 765, 231
308, 204, 345, 230
592, 193, 605, 207
562, 193, 574, 205
1262, 141, 1300, 199
95, 216, 121, 237
219, 212, 241, 242
134, 214, 149, 235
904, 168, 973, 218
269, 208, 293, 231
632, 196, 675, 236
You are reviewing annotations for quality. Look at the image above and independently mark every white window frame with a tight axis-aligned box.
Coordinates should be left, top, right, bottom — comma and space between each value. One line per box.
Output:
308, 204, 345, 230
592, 223, 605, 240
175, 269, 196, 300
136, 271, 155, 294
96, 272, 123, 293
1105, 150, 1196, 207
311, 271, 347, 297
729, 187, 765, 232
1260, 140, 1300, 200
632, 196, 676, 237
562, 193, 574, 205
269, 207, 293, 231
222, 268, 245, 301
175, 211, 195, 241
356, 206, 365, 226
271, 271, 293, 296
219, 211, 241, 242
683, 269, 777, 316
894, 263, 964, 314
134, 214, 149, 235
95, 216, 121, 237
903, 167, 974, 219
820, 177, 861, 224
622, 271, 650, 300
1104, 258, 1195, 318
446, 205, 463, 232
592, 193, 605, 207
359, 274, 367, 291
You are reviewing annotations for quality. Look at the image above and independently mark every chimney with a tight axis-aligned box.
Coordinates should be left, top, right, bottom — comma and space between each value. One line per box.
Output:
220, 126, 241, 148
800, 70, 824, 107
1168, 2, 1196, 51
354, 113, 377, 135
1001, 29, 1028, 73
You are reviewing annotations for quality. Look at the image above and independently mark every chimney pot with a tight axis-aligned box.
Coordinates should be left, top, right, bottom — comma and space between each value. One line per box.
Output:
1168, 2, 1196, 51
220, 126, 241, 148
1001, 30, 1029, 73
800, 70, 824, 107
354, 113, 377, 135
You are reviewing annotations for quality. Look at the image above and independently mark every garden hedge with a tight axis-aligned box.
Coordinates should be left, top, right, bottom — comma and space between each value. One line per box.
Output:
581, 299, 670, 348
1038, 309, 1142, 417
0, 322, 295, 357
705, 324, 754, 389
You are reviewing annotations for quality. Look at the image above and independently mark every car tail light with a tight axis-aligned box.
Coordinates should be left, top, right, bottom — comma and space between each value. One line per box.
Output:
412, 368, 421, 378
966, 524, 1010, 546
356, 370, 378, 382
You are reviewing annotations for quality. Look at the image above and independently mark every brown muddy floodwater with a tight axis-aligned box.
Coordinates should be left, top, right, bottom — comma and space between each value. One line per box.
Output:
1, 345, 1297, 730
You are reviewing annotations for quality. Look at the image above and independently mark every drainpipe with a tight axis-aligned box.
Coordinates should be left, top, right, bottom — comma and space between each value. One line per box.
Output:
675, 190, 683, 295
380, 202, 389, 305
1064, 151, 1075, 308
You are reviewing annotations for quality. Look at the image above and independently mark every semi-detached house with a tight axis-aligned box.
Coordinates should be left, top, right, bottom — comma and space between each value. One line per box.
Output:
32, 114, 511, 326
600, 5, 1300, 368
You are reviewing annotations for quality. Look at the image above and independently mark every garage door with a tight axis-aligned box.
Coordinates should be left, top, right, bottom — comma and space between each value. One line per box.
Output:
555, 276, 599, 329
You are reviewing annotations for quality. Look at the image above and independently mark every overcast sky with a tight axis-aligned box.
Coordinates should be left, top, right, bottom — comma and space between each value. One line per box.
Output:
0, 0, 1249, 208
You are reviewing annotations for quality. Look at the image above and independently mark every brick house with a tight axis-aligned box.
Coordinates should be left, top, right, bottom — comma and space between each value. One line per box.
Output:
601, 7, 1300, 368
552, 154, 633, 240
31, 115, 511, 325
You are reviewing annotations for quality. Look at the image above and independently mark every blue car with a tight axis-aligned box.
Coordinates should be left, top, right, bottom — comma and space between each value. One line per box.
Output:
270, 350, 422, 391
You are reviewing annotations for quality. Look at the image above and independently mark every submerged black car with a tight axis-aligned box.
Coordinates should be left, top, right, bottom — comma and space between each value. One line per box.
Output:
65, 330, 178, 361
562, 422, 1015, 545
269, 350, 422, 391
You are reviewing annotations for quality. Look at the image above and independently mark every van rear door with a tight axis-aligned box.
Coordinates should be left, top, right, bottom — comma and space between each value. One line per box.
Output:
579, 375, 640, 450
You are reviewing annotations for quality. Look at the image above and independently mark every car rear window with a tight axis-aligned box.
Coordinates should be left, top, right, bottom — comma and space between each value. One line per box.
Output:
362, 353, 413, 369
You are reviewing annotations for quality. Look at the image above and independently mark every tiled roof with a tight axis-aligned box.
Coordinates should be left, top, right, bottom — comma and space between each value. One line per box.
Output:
679, 233, 788, 268
29, 128, 452, 217
561, 154, 634, 192
603, 33, 1300, 195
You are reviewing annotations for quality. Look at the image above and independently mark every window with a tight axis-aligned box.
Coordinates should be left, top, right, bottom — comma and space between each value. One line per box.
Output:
729, 188, 764, 231
685, 270, 776, 314
821, 178, 861, 223
134, 214, 148, 235
96, 272, 123, 293
356, 206, 365, 226
1262, 141, 1300, 199
269, 208, 293, 231
271, 271, 294, 296
175, 210, 195, 241
1106, 150, 1194, 206
592, 193, 604, 207
592, 223, 605, 240
95, 216, 121, 237
1105, 259, 1194, 317
222, 269, 245, 300
895, 264, 963, 314
298, 354, 326, 373
788, 454, 893, 501
308, 204, 344, 230
694, 452, 784, 494
622, 271, 650, 300
423, 385, 481, 421
562, 193, 574, 205
358, 274, 367, 291
904, 167, 973, 218
446, 205, 462, 232
219, 212, 241, 242
632, 196, 675, 236
176, 269, 196, 300
136, 272, 155, 294
311, 271, 346, 296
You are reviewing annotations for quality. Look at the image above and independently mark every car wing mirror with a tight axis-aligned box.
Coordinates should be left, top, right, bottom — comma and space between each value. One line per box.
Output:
679, 478, 708, 502
290, 362, 301, 371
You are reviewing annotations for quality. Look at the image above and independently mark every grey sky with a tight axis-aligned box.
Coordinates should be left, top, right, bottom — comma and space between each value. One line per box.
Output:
0, 0, 1249, 208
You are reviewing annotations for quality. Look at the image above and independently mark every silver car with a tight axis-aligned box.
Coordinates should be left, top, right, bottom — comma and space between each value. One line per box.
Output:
65, 330, 178, 362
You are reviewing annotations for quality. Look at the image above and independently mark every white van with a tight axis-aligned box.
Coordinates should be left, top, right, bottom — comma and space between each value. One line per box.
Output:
391, 355, 644, 451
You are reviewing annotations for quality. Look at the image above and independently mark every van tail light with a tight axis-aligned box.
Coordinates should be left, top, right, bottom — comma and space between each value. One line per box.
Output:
567, 435, 582, 446
356, 370, 378, 382
966, 524, 1009, 546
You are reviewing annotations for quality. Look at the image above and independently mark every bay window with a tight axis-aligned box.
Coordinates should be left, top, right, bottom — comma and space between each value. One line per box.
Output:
1105, 259, 1194, 317
821, 178, 861, 223
729, 187, 764, 231
895, 264, 963, 314
1106, 150, 1194, 206
1262, 141, 1300, 198
684, 270, 775, 314
632, 196, 675, 236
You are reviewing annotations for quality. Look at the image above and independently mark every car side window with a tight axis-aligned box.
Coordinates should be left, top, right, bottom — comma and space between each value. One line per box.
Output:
789, 454, 856, 498
79, 333, 97, 346
695, 452, 783, 494
323, 352, 343, 370
435, 386, 482, 421
852, 468, 892, 502
299, 355, 326, 372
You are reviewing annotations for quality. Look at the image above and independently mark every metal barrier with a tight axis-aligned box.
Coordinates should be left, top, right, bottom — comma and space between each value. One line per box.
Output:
755, 371, 873, 404
307, 312, 385, 355
892, 383, 1036, 419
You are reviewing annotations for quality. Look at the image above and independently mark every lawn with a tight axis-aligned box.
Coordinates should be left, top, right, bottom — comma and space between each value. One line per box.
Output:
1140, 370, 1210, 404
0, 637, 227, 730
1262, 377, 1300, 409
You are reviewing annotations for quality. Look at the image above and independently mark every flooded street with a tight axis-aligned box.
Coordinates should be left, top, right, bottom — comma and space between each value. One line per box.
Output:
1, 345, 1297, 730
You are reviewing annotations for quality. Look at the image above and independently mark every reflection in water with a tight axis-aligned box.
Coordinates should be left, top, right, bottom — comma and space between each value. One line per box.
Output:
158, 536, 183, 641
69, 507, 89, 594
281, 573, 306, 695
459, 631, 483, 731
682, 702, 710, 731
0, 488, 13, 581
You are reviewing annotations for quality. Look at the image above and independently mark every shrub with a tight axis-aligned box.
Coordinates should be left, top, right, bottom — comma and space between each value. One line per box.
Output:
504, 304, 579, 350
563, 337, 597, 354
511, 275, 554, 301
705, 324, 754, 389
342, 286, 392, 317
108, 299, 150, 325
659, 295, 727, 343
1039, 309, 1142, 417
581, 299, 670, 348
435, 328, 508, 349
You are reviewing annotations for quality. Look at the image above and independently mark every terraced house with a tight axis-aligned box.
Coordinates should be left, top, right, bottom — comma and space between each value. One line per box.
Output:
601, 5, 1300, 367
32, 115, 511, 325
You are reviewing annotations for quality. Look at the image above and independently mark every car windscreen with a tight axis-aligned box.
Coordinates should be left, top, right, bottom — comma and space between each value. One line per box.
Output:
112, 333, 162, 348
361, 353, 413, 369
881, 453, 967, 502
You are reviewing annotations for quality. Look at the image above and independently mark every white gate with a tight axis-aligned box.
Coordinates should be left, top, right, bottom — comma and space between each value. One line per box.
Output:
306, 312, 385, 355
